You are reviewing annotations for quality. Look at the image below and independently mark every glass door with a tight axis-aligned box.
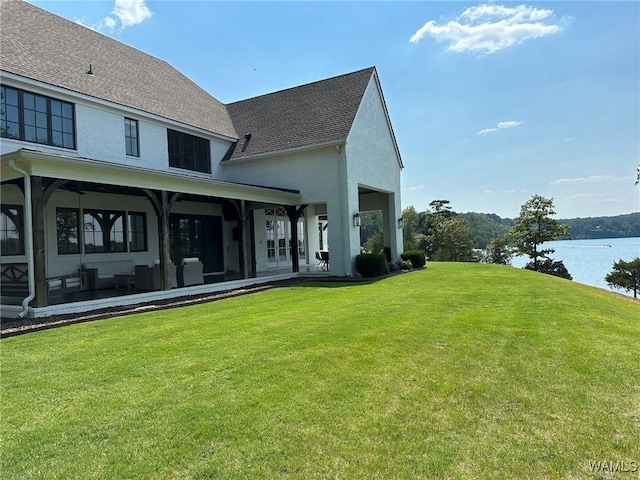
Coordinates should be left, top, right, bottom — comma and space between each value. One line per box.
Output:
170, 214, 223, 273
265, 208, 305, 268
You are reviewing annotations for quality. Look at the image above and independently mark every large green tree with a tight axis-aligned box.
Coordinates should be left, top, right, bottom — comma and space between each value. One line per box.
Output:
365, 230, 384, 255
428, 199, 454, 216
401, 206, 419, 251
428, 215, 474, 262
485, 235, 513, 265
605, 258, 640, 299
359, 211, 382, 247
508, 195, 570, 271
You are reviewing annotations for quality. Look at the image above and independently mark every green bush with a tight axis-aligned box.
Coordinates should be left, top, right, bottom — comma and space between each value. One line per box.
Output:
401, 250, 426, 268
356, 253, 389, 277
525, 258, 572, 280
399, 260, 413, 270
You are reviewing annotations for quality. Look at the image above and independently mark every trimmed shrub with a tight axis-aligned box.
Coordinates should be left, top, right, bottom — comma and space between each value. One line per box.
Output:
525, 258, 572, 280
401, 250, 426, 268
356, 253, 389, 278
399, 260, 413, 270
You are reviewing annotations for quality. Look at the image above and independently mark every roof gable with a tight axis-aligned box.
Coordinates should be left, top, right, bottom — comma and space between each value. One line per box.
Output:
348, 73, 403, 169
0, 0, 237, 139
225, 67, 376, 161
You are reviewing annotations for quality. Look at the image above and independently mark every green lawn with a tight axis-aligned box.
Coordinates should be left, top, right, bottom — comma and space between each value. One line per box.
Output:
2, 263, 639, 479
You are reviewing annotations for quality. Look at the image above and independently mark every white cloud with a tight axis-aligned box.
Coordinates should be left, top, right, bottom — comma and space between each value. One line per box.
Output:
113, 0, 153, 28
405, 186, 424, 191
565, 193, 604, 199
552, 175, 633, 185
409, 3, 569, 54
478, 120, 522, 135
79, 0, 152, 33
484, 189, 528, 194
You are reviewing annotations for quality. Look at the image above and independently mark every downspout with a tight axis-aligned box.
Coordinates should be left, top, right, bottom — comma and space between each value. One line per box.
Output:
8, 160, 35, 318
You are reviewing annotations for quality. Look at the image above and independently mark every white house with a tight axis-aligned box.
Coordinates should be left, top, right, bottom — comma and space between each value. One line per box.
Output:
0, 0, 404, 318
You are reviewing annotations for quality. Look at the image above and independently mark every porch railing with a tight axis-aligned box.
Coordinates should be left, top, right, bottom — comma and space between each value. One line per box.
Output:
0, 263, 29, 297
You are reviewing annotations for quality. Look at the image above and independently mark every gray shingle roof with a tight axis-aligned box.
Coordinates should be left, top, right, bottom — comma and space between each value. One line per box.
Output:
225, 67, 376, 161
0, 0, 237, 139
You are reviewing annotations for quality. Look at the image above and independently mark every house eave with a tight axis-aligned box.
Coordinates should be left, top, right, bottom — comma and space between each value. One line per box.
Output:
222, 140, 344, 165
1, 148, 300, 205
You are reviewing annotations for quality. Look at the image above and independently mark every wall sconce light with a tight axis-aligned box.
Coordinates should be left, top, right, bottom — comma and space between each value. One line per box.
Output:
398, 216, 404, 229
353, 212, 361, 227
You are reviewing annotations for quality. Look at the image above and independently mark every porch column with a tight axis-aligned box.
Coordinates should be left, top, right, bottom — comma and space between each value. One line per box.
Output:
249, 209, 257, 278
158, 190, 172, 290
286, 205, 308, 273
144, 189, 180, 290
31, 176, 47, 307
229, 200, 247, 279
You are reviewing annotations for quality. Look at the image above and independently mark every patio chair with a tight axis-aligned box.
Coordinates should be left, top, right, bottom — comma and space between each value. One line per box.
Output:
135, 260, 177, 290
315, 251, 329, 271
321, 250, 329, 271
178, 257, 204, 287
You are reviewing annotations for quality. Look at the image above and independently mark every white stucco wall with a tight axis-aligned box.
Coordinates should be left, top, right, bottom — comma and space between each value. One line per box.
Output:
220, 146, 358, 275
345, 76, 403, 263
219, 147, 342, 204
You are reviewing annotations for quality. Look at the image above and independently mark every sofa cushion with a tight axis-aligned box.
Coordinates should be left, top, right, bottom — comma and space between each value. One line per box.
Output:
118, 260, 135, 275
83, 260, 135, 276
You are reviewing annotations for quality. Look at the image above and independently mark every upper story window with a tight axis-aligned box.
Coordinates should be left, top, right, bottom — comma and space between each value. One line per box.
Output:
124, 118, 139, 157
1, 85, 75, 149
167, 129, 211, 174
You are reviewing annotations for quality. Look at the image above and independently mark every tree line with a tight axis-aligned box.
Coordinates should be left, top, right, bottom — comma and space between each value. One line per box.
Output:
360, 196, 640, 294
360, 208, 639, 253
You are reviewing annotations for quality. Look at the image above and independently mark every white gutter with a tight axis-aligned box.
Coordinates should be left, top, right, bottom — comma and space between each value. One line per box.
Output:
8, 160, 35, 318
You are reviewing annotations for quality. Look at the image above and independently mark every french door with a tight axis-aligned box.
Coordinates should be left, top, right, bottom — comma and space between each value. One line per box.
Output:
265, 208, 305, 268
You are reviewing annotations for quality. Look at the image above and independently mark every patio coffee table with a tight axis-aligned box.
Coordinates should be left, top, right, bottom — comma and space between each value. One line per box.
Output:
114, 274, 135, 289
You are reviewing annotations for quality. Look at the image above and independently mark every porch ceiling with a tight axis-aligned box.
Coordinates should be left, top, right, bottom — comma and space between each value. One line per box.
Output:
1, 149, 301, 205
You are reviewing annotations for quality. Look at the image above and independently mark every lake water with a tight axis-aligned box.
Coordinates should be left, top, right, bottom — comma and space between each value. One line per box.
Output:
511, 237, 640, 297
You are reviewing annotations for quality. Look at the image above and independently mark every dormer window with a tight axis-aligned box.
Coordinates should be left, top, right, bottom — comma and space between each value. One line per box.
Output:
1, 85, 75, 149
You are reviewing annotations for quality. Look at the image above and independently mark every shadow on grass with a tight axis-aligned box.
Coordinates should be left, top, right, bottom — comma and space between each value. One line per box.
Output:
298, 267, 424, 289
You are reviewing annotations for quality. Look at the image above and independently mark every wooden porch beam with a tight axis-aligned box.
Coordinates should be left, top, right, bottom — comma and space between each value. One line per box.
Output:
43, 179, 67, 205
286, 205, 308, 273
249, 209, 257, 278
228, 199, 248, 279
143, 189, 181, 290
31, 176, 47, 307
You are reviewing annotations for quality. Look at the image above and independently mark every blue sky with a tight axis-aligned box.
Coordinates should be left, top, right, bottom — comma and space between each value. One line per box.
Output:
30, 1, 640, 219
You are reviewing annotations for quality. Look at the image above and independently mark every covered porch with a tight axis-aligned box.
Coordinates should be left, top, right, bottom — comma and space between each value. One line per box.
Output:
1, 149, 322, 318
